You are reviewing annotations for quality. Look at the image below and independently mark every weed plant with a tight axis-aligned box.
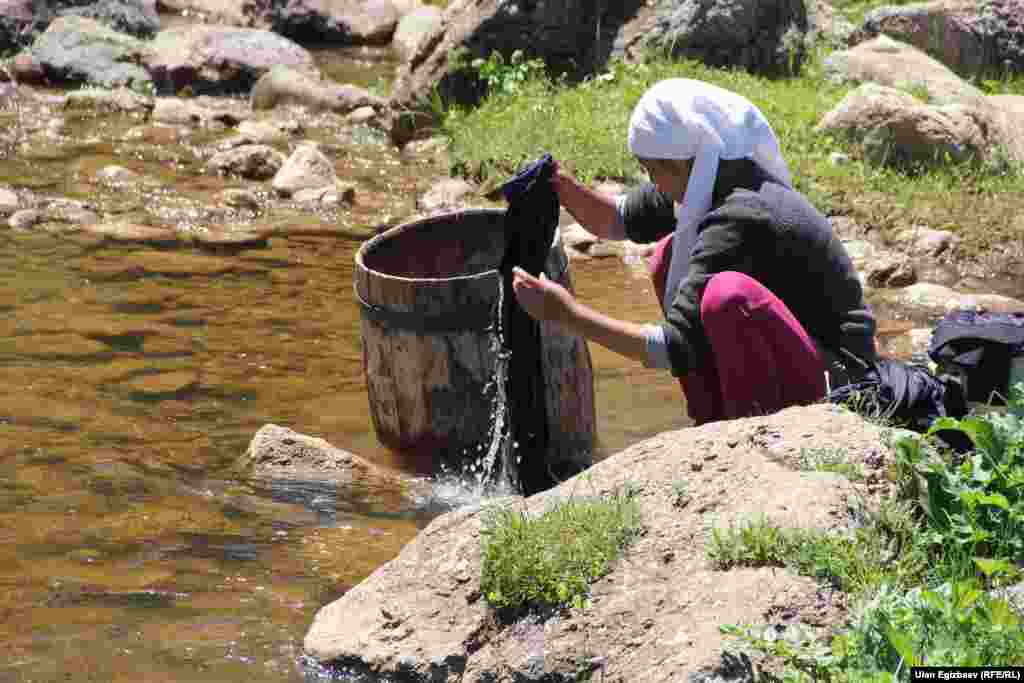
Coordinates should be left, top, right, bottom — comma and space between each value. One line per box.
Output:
441, 48, 1024, 259
715, 385, 1024, 678
479, 486, 642, 614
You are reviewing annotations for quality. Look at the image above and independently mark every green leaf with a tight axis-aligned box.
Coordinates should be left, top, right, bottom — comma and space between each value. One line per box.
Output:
978, 492, 1011, 510
885, 624, 920, 667
973, 557, 1013, 578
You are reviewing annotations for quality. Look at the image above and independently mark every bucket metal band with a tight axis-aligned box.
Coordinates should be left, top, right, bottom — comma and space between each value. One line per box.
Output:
355, 289, 497, 333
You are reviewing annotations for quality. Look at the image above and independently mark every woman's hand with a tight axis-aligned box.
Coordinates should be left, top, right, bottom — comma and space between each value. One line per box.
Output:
511, 266, 578, 331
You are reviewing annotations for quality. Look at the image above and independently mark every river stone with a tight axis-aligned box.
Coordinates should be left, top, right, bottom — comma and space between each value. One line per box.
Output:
122, 124, 184, 145
83, 222, 180, 245
46, 198, 100, 226
347, 105, 376, 124
60, 0, 161, 38
191, 227, 270, 248
122, 370, 199, 397
146, 25, 317, 96
97, 165, 142, 186
292, 184, 356, 206
152, 97, 247, 126
865, 254, 917, 288
416, 177, 475, 212
894, 227, 959, 258
239, 423, 378, 482
250, 65, 386, 113
63, 86, 154, 113
207, 144, 286, 180
304, 403, 885, 680
220, 188, 261, 210
887, 282, 1024, 317
0, 187, 18, 216
31, 16, 153, 90
271, 143, 337, 197
8, 208, 43, 230
849, 0, 1024, 80
392, 4, 442, 59
271, 0, 399, 44
235, 120, 291, 144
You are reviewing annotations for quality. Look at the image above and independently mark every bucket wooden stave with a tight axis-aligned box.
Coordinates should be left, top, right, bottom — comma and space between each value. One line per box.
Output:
354, 209, 595, 477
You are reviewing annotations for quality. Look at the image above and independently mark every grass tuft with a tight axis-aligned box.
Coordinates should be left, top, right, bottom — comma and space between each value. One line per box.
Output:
479, 486, 642, 613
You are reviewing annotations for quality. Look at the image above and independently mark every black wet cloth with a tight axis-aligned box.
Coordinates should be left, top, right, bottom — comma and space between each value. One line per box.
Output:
827, 358, 968, 448
619, 158, 877, 378
499, 154, 560, 495
929, 310, 1024, 404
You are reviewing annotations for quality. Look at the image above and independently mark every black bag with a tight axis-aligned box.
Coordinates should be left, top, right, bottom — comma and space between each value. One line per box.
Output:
928, 310, 1024, 405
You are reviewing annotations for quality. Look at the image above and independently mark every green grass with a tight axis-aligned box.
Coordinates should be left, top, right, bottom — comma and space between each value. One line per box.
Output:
441, 49, 1024, 259
479, 486, 642, 613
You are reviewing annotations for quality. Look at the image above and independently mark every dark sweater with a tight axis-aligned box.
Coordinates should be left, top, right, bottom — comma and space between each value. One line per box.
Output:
621, 159, 877, 377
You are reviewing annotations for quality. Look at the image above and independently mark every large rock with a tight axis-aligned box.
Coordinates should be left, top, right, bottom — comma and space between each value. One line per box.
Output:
391, 3, 442, 59
389, 0, 647, 121
250, 65, 386, 113
849, 0, 1024, 79
31, 15, 152, 90
59, 0, 160, 38
822, 37, 1024, 166
817, 83, 991, 169
145, 24, 316, 95
640, 0, 811, 77
305, 403, 892, 681
63, 86, 154, 113
271, 0, 399, 44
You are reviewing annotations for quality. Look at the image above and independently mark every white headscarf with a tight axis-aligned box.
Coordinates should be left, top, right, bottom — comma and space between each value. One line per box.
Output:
627, 79, 792, 312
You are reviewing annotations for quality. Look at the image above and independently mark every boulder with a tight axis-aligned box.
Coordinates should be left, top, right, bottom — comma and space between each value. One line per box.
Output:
391, 4, 442, 60
389, 0, 648, 123
848, 0, 1024, 79
271, 142, 338, 196
59, 0, 160, 38
822, 39, 1019, 167
824, 35, 986, 108
304, 403, 890, 681
31, 16, 152, 90
271, 0, 399, 44
146, 24, 317, 96
640, 0, 811, 77
250, 65, 386, 113
207, 144, 286, 180
817, 83, 992, 169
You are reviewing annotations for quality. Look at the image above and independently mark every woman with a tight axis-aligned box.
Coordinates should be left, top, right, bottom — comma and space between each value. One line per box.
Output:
512, 78, 877, 425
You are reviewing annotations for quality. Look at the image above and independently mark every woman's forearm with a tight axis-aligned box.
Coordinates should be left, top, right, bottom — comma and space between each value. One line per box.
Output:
553, 171, 628, 241
564, 298, 649, 363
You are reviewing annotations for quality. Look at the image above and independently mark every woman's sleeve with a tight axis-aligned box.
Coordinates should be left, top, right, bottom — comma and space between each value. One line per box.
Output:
658, 211, 765, 377
618, 183, 676, 244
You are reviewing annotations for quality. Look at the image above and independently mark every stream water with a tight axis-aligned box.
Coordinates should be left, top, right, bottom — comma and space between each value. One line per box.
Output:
0, 42, 691, 682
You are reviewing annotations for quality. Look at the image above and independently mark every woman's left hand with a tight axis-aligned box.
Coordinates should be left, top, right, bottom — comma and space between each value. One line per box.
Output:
511, 266, 578, 329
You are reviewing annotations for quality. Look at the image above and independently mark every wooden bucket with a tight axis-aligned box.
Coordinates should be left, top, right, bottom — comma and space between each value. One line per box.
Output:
354, 208, 595, 480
